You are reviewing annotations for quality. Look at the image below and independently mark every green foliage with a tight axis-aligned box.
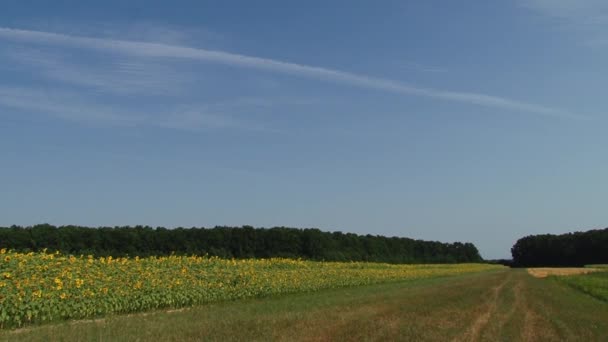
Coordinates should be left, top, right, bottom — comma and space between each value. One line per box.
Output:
0, 225, 482, 264
511, 227, 608, 267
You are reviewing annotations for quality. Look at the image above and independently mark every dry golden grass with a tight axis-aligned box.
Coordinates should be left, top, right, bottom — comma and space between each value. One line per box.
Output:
527, 268, 601, 278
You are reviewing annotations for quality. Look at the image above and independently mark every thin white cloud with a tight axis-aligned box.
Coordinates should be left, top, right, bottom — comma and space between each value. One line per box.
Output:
3, 48, 195, 95
0, 86, 270, 131
158, 107, 272, 132
0, 86, 140, 124
521, 0, 608, 24
106, 21, 224, 46
397, 60, 447, 73
521, 0, 608, 44
0, 27, 578, 119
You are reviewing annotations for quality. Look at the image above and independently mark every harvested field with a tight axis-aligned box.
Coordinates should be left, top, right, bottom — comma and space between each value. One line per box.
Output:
527, 268, 602, 278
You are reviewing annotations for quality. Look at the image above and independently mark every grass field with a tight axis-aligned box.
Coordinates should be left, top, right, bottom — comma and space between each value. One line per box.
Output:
3, 268, 608, 341
587, 264, 608, 269
555, 271, 608, 302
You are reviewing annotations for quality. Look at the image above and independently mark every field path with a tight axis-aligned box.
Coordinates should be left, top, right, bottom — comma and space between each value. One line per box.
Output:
454, 272, 510, 341
451, 269, 567, 342
3, 269, 608, 341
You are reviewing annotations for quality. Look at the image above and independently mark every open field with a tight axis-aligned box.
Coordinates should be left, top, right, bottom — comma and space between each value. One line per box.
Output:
0, 250, 500, 329
2, 268, 608, 341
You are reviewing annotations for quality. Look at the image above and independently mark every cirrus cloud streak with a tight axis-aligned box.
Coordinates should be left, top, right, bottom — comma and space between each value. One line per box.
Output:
0, 27, 579, 119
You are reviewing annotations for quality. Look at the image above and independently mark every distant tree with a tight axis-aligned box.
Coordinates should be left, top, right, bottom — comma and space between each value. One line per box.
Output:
0, 224, 483, 264
511, 228, 608, 267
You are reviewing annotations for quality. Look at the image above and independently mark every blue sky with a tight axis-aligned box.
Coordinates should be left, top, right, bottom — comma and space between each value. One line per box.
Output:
1, 1, 607, 259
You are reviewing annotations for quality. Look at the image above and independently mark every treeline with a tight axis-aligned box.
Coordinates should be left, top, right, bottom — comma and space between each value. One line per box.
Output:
511, 227, 608, 267
0, 224, 482, 263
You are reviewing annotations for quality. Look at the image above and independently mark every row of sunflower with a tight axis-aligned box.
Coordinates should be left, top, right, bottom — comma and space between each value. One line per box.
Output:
0, 249, 502, 328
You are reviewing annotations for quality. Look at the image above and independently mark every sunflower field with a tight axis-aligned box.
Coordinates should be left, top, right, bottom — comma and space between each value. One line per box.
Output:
0, 249, 502, 328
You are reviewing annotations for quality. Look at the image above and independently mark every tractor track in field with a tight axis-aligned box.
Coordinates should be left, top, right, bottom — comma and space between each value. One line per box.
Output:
454, 270, 563, 342
453, 273, 509, 342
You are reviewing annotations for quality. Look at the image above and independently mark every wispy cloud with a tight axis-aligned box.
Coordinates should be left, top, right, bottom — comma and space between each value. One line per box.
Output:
0, 86, 140, 124
521, 0, 608, 45
158, 107, 273, 132
521, 0, 608, 25
3, 48, 195, 95
0, 86, 272, 131
397, 60, 447, 73
0, 27, 578, 119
